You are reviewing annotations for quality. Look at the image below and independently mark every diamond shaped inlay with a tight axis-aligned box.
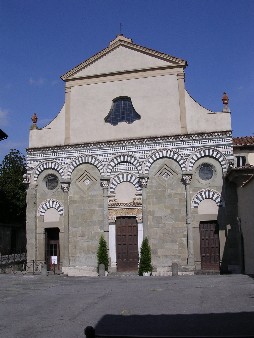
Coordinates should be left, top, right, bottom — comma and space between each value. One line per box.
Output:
155, 164, 178, 186
76, 170, 97, 191
162, 172, 170, 180
84, 179, 91, 185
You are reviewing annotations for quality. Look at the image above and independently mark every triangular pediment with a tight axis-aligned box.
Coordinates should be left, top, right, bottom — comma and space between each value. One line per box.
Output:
61, 35, 187, 80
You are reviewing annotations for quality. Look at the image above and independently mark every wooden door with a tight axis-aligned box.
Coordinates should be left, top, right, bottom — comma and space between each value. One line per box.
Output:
200, 221, 220, 271
116, 216, 138, 272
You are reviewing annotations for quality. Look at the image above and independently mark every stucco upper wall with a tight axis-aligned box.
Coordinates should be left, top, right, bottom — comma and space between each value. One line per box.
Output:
29, 105, 65, 148
69, 74, 182, 144
74, 46, 173, 78
28, 36, 231, 149
185, 92, 231, 133
28, 79, 232, 149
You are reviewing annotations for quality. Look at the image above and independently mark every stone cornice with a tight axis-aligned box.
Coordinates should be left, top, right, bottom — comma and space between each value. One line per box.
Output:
64, 65, 182, 87
61, 37, 187, 81
27, 130, 232, 155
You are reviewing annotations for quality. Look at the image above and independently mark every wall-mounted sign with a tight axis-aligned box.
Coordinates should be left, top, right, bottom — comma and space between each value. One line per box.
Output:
51, 256, 57, 264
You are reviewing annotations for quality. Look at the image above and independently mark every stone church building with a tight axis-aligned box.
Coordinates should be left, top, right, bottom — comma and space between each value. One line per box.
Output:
25, 35, 239, 276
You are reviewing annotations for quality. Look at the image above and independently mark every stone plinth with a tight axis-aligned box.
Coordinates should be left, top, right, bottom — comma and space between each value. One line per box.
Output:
62, 266, 98, 277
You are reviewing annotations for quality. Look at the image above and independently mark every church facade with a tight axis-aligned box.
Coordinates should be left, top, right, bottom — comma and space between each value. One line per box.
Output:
25, 35, 239, 276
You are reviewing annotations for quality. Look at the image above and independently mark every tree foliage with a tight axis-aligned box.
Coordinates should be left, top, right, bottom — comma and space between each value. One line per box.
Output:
0, 149, 26, 223
138, 237, 152, 275
97, 235, 109, 271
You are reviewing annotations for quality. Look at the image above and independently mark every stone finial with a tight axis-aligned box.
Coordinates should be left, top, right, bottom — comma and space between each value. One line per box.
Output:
222, 92, 228, 105
109, 34, 133, 45
30, 113, 38, 130
222, 92, 230, 112
31, 113, 38, 124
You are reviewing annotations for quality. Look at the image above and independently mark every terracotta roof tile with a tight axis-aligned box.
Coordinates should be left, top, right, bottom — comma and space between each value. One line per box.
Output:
233, 136, 254, 146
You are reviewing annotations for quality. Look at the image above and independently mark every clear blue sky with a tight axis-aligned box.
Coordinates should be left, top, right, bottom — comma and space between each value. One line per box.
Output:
0, 0, 253, 161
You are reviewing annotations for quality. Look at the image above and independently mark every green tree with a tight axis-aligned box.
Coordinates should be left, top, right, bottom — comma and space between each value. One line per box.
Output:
0, 149, 26, 223
97, 235, 109, 271
138, 237, 152, 275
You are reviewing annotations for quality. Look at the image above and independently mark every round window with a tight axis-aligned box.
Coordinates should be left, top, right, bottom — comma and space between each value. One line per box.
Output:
199, 163, 214, 181
45, 174, 59, 190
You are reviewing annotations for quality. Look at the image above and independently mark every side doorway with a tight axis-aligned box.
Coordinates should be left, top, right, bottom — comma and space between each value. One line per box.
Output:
200, 221, 220, 271
116, 216, 138, 272
45, 228, 60, 272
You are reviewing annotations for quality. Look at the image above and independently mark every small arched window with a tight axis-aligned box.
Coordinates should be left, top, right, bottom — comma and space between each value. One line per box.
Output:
104, 96, 141, 126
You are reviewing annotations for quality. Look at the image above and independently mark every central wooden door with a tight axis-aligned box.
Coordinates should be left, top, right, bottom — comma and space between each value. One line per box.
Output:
116, 216, 138, 272
200, 221, 220, 271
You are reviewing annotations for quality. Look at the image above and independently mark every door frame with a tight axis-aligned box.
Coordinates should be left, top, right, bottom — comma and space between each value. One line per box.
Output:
109, 217, 143, 270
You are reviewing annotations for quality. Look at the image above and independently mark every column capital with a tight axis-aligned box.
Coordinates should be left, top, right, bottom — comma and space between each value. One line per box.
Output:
65, 86, 72, 94
177, 72, 185, 80
182, 173, 192, 185
139, 175, 149, 188
23, 173, 31, 189
100, 177, 110, 189
61, 180, 70, 193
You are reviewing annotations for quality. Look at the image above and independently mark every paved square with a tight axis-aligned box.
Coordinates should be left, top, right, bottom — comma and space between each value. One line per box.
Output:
0, 274, 253, 337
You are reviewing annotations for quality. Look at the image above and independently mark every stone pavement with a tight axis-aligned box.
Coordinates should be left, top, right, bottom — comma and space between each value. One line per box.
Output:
0, 273, 253, 337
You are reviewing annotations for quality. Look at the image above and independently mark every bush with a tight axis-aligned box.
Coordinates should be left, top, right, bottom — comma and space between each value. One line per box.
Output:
138, 237, 152, 276
97, 235, 109, 272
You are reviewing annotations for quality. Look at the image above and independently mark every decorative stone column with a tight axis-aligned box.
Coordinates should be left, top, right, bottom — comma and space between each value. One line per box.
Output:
182, 173, 194, 266
139, 175, 149, 238
61, 180, 70, 266
100, 177, 110, 232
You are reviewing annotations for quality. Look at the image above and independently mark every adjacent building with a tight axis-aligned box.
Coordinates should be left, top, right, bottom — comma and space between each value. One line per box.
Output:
25, 35, 240, 276
227, 136, 254, 275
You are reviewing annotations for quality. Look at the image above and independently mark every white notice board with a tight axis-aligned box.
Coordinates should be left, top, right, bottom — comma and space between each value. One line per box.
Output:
51, 256, 57, 264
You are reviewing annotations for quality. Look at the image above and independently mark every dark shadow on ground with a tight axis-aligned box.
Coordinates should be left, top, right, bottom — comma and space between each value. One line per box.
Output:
90, 312, 254, 337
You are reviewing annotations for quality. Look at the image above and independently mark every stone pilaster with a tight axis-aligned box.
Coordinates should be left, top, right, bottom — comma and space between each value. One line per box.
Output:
139, 175, 149, 238
182, 173, 194, 266
100, 177, 110, 232
26, 183, 37, 262
61, 180, 70, 266
177, 72, 187, 134
64, 86, 71, 144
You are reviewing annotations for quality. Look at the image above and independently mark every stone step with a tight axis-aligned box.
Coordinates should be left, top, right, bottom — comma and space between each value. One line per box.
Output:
195, 270, 220, 275
62, 266, 98, 277
109, 271, 139, 277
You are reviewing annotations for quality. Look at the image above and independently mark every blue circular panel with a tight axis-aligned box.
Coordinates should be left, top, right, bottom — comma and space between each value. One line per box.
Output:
199, 163, 214, 180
